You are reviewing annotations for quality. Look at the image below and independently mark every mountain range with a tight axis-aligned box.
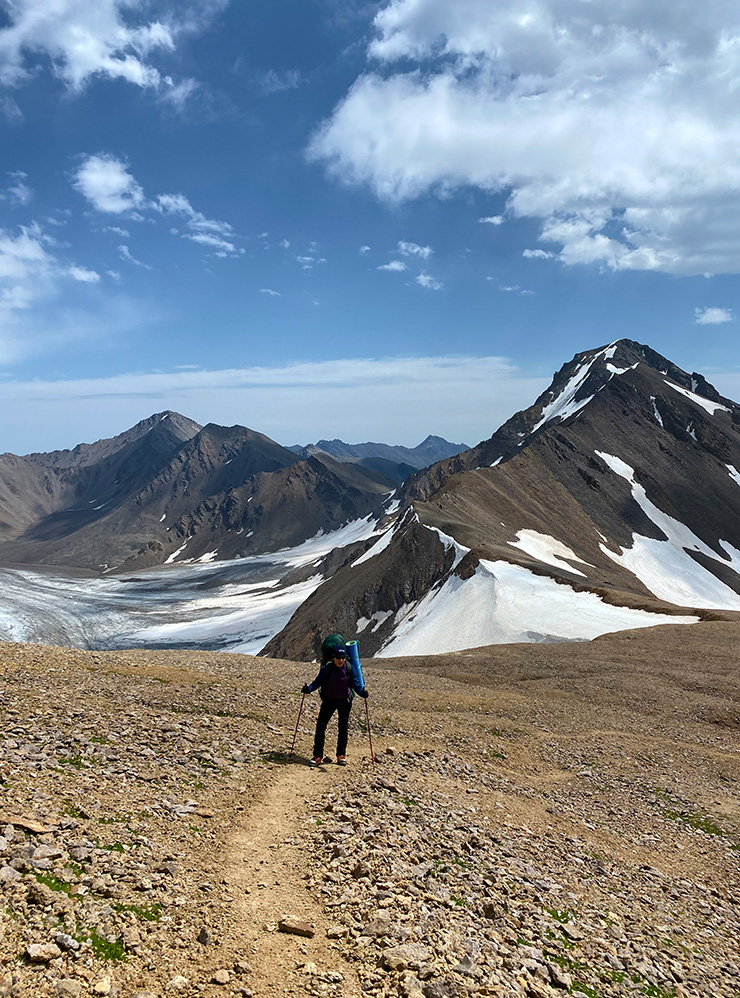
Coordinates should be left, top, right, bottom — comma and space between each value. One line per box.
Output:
287, 435, 469, 484
2, 338, 739, 661
264, 339, 740, 660
0, 417, 463, 572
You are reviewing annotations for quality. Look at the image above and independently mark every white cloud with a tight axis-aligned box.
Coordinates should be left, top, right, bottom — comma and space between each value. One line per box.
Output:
695, 306, 734, 325
523, 249, 554, 260
0, 0, 227, 102
479, 216, 503, 226
260, 288, 281, 296
377, 259, 407, 272
74, 156, 240, 257
0, 0, 175, 90
416, 271, 443, 290
118, 244, 152, 270
310, 0, 740, 276
398, 240, 433, 259
68, 265, 101, 283
2, 171, 33, 205
497, 283, 534, 296
0, 355, 550, 455
360, 245, 371, 253
257, 68, 302, 95
74, 155, 145, 214
280, 239, 290, 249
296, 255, 326, 269
0, 222, 144, 364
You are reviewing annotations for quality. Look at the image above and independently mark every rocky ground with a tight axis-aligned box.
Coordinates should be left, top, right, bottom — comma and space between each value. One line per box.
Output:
0, 621, 738, 998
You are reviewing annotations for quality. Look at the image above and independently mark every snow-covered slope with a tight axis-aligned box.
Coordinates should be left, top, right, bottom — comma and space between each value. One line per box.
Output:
265, 339, 740, 660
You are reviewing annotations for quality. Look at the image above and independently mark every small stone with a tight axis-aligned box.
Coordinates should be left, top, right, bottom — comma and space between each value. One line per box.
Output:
233, 961, 252, 975
54, 982, 82, 998
0, 866, 21, 884
165, 976, 189, 991
55, 932, 81, 952
382, 944, 432, 972
278, 918, 315, 938
301, 962, 318, 976
326, 925, 349, 939
548, 963, 573, 989
92, 976, 112, 996
352, 860, 371, 879
212, 969, 230, 985
197, 926, 212, 945
27, 942, 62, 963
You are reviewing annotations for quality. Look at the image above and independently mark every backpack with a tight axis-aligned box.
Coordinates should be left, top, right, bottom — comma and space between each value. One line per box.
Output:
320, 632, 346, 664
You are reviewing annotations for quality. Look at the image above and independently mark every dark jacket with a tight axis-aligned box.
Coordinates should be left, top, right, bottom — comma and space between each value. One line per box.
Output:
306, 660, 364, 702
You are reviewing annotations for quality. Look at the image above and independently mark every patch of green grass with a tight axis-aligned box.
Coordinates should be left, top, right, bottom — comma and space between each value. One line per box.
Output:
98, 813, 132, 825
66, 861, 84, 878
665, 808, 725, 836
572, 983, 601, 998
640, 984, 676, 998
90, 736, 109, 745
189, 825, 201, 834
449, 895, 469, 908
151, 676, 170, 684
112, 901, 162, 922
545, 906, 576, 923
60, 799, 85, 819
101, 842, 124, 853
488, 750, 505, 760
400, 796, 417, 808
58, 754, 87, 770
30, 871, 72, 895
88, 929, 126, 962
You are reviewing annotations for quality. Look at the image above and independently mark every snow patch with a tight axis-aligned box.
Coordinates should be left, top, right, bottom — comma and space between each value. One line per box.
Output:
664, 381, 730, 415
650, 397, 663, 427
490, 456, 503, 467
159, 514, 166, 522
596, 451, 740, 610
376, 559, 694, 657
727, 464, 740, 487
509, 529, 588, 577
352, 526, 395, 567
355, 610, 393, 634
165, 541, 189, 564
427, 526, 469, 572
687, 423, 697, 441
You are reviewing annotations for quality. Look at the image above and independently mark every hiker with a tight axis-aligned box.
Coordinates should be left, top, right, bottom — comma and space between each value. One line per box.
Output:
301, 644, 368, 766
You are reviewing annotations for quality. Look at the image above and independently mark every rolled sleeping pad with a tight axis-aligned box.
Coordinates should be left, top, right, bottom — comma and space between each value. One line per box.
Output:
345, 640, 365, 690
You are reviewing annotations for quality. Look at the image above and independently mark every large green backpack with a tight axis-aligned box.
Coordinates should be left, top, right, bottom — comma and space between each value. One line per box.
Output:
320, 632, 346, 665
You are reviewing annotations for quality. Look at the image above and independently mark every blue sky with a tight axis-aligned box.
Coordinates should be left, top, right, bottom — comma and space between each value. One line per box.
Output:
2, 0, 740, 454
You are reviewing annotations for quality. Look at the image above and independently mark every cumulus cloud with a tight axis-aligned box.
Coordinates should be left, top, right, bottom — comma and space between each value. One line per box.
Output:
360, 245, 371, 254
695, 306, 734, 325
260, 288, 281, 296
74, 155, 145, 214
310, 0, 740, 276
398, 240, 432, 259
378, 260, 407, 272
416, 271, 443, 290
0, 0, 226, 101
73, 155, 241, 258
479, 216, 503, 226
0, 355, 549, 455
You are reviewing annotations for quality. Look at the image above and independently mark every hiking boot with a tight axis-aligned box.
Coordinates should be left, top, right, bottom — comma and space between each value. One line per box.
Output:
309, 756, 323, 767
336, 755, 347, 766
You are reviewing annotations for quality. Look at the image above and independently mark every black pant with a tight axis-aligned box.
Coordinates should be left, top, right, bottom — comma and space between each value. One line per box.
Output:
313, 698, 352, 758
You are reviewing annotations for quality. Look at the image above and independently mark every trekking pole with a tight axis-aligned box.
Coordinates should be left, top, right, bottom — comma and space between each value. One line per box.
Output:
364, 698, 375, 768
289, 694, 306, 758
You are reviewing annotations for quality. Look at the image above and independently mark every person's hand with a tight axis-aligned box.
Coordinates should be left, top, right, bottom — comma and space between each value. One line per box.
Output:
359, 688, 369, 699
301, 684, 310, 695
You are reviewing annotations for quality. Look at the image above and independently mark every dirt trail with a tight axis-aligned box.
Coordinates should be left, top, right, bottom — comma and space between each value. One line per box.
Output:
225, 757, 367, 997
